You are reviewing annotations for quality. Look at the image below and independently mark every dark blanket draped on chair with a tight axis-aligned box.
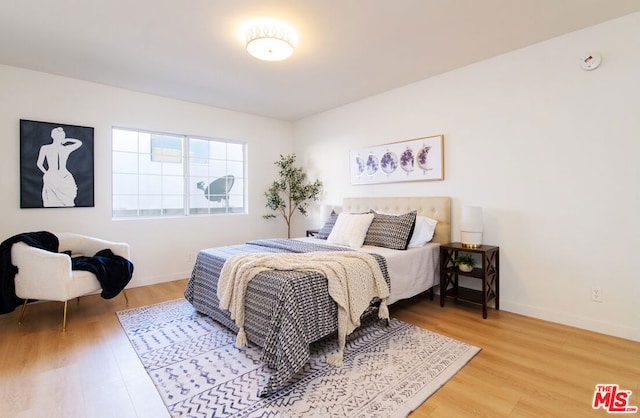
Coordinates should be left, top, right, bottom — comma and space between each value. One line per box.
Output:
72, 249, 134, 299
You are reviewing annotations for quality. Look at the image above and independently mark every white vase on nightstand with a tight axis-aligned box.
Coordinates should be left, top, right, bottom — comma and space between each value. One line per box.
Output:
458, 264, 473, 273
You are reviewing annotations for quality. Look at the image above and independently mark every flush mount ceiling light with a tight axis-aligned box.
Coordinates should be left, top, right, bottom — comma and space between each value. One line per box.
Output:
245, 18, 296, 61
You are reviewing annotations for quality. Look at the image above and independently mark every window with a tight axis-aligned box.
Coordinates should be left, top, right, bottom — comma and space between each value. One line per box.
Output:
112, 127, 246, 218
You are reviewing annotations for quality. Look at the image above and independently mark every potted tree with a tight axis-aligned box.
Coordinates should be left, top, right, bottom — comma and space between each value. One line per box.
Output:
454, 254, 476, 272
263, 154, 322, 238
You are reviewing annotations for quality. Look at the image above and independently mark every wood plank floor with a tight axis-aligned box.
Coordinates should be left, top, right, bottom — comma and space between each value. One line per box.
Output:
1, 279, 638, 417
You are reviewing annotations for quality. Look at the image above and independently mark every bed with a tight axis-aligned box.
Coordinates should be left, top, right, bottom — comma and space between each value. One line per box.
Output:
185, 196, 451, 395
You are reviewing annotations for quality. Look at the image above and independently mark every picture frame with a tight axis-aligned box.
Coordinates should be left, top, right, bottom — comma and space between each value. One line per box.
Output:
350, 134, 444, 185
20, 119, 95, 208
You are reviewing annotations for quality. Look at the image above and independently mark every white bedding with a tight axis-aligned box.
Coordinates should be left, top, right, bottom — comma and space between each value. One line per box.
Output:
296, 237, 440, 304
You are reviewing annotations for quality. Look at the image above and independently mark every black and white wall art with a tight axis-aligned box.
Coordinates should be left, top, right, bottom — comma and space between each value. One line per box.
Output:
20, 119, 95, 208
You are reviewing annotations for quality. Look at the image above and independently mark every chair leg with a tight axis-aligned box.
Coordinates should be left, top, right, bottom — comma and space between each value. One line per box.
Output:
62, 300, 68, 332
17, 299, 69, 331
17, 299, 28, 324
122, 289, 129, 306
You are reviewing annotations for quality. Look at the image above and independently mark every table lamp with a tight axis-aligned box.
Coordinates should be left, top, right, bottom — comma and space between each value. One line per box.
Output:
461, 206, 483, 248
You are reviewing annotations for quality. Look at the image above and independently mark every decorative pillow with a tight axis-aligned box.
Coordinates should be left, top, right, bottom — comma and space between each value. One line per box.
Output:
407, 216, 438, 248
363, 210, 417, 250
316, 210, 338, 239
327, 212, 375, 248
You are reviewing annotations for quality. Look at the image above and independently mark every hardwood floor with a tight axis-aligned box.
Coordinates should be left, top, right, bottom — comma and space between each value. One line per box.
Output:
1, 279, 638, 417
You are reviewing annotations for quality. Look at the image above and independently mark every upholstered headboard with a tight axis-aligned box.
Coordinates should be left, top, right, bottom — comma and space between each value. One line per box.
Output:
342, 196, 451, 244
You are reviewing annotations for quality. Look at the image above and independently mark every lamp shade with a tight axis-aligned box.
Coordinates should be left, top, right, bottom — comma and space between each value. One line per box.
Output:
319, 204, 332, 223
461, 206, 483, 248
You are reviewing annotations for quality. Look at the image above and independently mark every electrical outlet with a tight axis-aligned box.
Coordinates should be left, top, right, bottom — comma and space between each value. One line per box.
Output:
186, 252, 196, 263
591, 286, 603, 302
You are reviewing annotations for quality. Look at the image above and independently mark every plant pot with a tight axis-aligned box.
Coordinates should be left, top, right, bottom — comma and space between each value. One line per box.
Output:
458, 264, 473, 273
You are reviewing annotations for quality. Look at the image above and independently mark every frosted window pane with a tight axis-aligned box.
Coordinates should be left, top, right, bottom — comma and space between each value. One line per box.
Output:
113, 152, 138, 174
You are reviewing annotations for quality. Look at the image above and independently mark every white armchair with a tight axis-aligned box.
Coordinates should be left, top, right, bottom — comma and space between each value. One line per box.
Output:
11, 232, 131, 331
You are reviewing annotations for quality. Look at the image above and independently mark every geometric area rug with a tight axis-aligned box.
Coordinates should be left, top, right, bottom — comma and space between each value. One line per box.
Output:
117, 299, 480, 418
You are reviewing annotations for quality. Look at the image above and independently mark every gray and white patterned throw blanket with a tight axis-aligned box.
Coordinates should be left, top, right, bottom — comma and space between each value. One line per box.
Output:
184, 239, 389, 395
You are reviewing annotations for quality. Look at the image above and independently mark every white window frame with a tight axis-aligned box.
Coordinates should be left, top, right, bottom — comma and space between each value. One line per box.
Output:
112, 127, 246, 218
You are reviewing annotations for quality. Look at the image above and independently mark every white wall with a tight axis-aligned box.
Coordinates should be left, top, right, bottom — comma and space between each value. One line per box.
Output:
0, 65, 294, 287
293, 13, 640, 341
2, 14, 637, 342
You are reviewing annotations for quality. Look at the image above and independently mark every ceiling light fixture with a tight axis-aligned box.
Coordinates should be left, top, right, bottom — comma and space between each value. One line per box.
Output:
245, 18, 296, 61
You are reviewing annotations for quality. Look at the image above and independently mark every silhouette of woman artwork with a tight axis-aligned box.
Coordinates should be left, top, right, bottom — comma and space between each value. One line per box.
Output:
36, 127, 82, 207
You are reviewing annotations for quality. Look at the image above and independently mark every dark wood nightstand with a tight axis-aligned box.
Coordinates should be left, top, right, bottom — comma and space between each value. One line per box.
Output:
439, 242, 499, 319
306, 229, 319, 237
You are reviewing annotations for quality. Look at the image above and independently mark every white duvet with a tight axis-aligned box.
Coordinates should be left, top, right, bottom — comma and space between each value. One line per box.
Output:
297, 238, 440, 304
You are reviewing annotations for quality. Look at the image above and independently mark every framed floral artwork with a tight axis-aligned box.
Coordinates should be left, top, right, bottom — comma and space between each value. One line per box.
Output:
350, 134, 444, 185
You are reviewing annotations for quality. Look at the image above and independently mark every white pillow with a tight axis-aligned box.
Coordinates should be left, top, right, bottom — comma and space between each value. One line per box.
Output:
327, 212, 375, 248
407, 216, 438, 248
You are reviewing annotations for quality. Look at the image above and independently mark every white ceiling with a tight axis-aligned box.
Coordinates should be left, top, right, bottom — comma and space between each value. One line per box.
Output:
1, 1, 639, 121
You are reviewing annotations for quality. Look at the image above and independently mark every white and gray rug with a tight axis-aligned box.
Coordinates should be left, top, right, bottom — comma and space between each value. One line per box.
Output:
117, 299, 480, 418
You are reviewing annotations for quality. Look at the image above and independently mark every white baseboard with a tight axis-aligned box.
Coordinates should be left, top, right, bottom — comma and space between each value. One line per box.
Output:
500, 301, 640, 342
126, 271, 189, 289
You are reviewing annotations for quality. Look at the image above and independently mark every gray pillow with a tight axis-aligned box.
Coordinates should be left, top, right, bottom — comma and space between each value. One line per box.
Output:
363, 210, 417, 250
316, 211, 338, 239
